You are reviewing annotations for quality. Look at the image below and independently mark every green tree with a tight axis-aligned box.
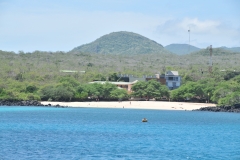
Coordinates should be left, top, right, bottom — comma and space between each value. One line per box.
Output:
218, 92, 240, 106
40, 85, 55, 101
170, 81, 204, 101
132, 80, 169, 100
26, 85, 38, 93
211, 82, 233, 103
110, 89, 128, 100
131, 81, 147, 98
211, 80, 240, 104
0, 88, 8, 100
53, 86, 74, 101
81, 83, 104, 99
108, 73, 118, 81
102, 82, 117, 99
40, 85, 74, 101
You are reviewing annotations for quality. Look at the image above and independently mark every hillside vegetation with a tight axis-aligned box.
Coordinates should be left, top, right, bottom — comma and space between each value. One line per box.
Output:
1, 48, 240, 104
191, 47, 240, 56
1, 31, 240, 105
72, 31, 167, 55
220, 47, 240, 52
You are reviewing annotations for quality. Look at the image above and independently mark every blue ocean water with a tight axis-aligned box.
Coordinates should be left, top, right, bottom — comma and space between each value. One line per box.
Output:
1, 106, 240, 160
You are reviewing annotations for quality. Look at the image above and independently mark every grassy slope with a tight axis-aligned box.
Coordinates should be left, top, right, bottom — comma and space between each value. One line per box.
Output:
1, 48, 240, 85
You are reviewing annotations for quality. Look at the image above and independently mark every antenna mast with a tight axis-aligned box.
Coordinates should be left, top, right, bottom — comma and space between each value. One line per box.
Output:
209, 45, 213, 74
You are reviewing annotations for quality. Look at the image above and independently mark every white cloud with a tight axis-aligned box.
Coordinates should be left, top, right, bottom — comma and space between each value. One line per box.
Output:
155, 18, 240, 48
0, 7, 239, 52
180, 18, 220, 33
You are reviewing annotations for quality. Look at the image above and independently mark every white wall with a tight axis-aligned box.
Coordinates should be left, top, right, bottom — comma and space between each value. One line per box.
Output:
166, 76, 181, 89
129, 77, 146, 82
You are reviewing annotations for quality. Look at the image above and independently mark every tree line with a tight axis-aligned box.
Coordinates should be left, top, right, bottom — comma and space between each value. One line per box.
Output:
170, 74, 240, 106
0, 76, 169, 102
1, 73, 240, 106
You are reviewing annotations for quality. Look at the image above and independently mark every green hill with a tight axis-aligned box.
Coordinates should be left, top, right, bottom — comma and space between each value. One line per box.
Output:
164, 44, 201, 55
71, 31, 166, 54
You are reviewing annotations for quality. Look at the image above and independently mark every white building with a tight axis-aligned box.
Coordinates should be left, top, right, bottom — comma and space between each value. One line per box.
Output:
165, 71, 181, 90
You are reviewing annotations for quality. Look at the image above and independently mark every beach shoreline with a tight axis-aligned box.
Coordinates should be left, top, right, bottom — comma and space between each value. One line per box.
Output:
41, 101, 216, 111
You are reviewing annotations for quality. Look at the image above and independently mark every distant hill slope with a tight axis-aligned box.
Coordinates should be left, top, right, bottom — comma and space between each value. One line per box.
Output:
164, 44, 201, 55
190, 47, 240, 56
220, 46, 240, 53
72, 31, 166, 54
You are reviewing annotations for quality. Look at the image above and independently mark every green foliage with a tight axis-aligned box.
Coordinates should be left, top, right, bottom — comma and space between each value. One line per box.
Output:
93, 74, 106, 81
211, 84, 231, 103
39, 77, 80, 101
53, 86, 74, 101
110, 89, 129, 100
131, 81, 147, 98
1, 40, 240, 104
223, 71, 240, 80
170, 75, 240, 105
26, 93, 41, 101
191, 47, 240, 56
81, 83, 104, 98
132, 80, 169, 100
211, 80, 240, 104
40, 85, 55, 100
170, 82, 204, 101
231, 75, 240, 83
102, 82, 118, 99
0, 88, 8, 100
74, 82, 126, 100
108, 73, 118, 81
15, 73, 24, 81
40, 85, 74, 101
218, 92, 240, 106
71, 31, 166, 55
26, 85, 38, 93
87, 63, 93, 67
181, 74, 193, 84
74, 91, 88, 101
58, 76, 80, 88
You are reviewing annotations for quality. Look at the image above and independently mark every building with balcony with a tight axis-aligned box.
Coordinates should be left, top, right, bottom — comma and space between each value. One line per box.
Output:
165, 71, 181, 90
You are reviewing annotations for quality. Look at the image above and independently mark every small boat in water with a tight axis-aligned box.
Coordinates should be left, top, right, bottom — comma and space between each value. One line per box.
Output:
142, 118, 148, 122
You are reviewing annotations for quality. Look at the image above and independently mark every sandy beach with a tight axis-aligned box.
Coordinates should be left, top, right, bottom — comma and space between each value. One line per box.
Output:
41, 101, 216, 111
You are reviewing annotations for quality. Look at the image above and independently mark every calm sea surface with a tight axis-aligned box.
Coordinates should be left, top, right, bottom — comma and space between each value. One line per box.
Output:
1, 106, 240, 160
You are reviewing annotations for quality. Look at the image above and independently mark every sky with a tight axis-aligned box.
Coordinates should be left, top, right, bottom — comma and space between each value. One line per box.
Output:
0, 0, 240, 52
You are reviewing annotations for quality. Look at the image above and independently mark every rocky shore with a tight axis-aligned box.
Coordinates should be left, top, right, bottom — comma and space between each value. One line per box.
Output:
0, 100, 66, 108
194, 104, 240, 113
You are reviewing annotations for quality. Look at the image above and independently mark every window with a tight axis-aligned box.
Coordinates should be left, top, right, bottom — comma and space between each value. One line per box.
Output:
168, 77, 178, 81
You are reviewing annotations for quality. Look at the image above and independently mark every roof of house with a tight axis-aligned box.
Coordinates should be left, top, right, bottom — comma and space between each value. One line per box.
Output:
60, 70, 85, 73
89, 80, 138, 85
166, 71, 179, 76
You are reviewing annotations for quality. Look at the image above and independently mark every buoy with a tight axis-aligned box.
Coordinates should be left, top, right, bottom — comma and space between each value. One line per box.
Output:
142, 118, 148, 122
